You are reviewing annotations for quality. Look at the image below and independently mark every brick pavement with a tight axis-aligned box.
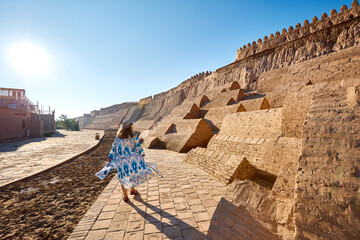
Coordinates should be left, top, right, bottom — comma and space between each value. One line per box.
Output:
68, 149, 227, 240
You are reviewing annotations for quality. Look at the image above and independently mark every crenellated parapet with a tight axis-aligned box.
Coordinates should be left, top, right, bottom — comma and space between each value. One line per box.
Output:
187, 71, 212, 81
180, 71, 213, 86
151, 71, 213, 101
235, 1, 360, 61
139, 96, 152, 105
90, 110, 100, 116
99, 102, 138, 115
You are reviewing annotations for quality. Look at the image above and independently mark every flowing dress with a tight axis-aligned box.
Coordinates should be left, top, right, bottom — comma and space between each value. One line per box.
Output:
95, 134, 161, 189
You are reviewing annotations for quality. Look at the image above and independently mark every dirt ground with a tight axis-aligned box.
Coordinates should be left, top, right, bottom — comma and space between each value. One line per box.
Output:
0, 131, 117, 240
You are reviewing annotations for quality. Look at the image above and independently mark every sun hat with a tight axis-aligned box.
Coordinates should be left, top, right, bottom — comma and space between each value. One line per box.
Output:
121, 120, 133, 130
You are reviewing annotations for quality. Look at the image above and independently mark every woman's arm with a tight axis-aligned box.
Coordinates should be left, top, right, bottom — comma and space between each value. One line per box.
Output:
95, 161, 114, 179
96, 138, 117, 179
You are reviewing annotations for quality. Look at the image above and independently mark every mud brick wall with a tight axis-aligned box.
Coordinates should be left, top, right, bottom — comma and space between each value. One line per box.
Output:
157, 118, 214, 153
140, 87, 187, 122
220, 108, 282, 139
83, 105, 143, 130
170, 103, 200, 119
132, 119, 156, 132
138, 98, 164, 121
201, 89, 244, 110
150, 120, 175, 136
231, 3, 360, 67
181, 95, 210, 108
258, 47, 360, 108
85, 113, 115, 130
81, 4, 360, 131
206, 88, 243, 101
208, 197, 280, 240
207, 135, 301, 177
186, 147, 240, 183
240, 97, 270, 111
186, 107, 301, 190
280, 83, 331, 138
122, 105, 143, 123
202, 81, 241, 99
78, 115, 94, 129
204, 103, 242, 132
139, 96, 152, 105
208, 180, 294, 240
295, 81, 360, 239
109, 108, 129, 129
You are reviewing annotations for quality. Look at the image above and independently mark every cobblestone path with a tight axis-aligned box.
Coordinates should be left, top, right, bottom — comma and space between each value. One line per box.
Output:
68, 149, 227, 240
0, 129, 104, 187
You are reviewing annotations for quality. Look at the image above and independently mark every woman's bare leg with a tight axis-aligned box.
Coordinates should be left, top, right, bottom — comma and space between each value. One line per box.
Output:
121, 185, 128, 198
130, 187, 138, 195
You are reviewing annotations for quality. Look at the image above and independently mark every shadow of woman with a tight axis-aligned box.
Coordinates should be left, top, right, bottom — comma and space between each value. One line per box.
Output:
126, 193, 206, 240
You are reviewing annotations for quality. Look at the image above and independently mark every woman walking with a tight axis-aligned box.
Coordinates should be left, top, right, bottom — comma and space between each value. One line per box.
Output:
96, 120, 161, 202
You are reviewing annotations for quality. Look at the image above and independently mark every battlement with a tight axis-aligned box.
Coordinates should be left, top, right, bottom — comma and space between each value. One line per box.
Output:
182, 71, 212, 84
150, 71, 212, 102
234, 1, 360, 62
139, 96, 152, 105
99, 102, 138, 115
90, 110, 100, 116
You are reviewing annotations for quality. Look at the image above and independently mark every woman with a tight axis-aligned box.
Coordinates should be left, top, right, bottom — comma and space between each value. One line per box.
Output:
96, 120, 161, 202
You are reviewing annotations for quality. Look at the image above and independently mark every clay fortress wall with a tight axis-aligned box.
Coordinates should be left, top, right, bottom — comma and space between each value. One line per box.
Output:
77, 2, 360, 239
80, 2, 360, 132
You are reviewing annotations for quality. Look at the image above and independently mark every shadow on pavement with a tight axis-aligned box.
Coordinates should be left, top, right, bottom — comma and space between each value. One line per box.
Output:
0, 131, 66, 152
50, 131, 67, 138
127, 193, 206, 240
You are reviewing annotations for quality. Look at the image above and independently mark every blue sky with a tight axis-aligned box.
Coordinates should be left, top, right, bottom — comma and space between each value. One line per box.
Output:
0, 0, 353, 118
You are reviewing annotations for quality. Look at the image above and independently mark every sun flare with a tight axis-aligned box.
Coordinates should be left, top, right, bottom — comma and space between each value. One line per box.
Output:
8, 42, 50, 76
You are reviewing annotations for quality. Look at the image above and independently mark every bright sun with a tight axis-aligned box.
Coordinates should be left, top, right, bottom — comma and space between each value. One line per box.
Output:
8, 42, 50, 76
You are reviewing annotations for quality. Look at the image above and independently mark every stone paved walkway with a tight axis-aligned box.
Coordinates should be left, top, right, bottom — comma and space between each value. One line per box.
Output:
0, 129, 104, 187
68, 149, 227, 240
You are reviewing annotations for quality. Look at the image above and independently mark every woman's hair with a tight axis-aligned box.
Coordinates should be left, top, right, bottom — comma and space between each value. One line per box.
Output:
117, 126, 134, 139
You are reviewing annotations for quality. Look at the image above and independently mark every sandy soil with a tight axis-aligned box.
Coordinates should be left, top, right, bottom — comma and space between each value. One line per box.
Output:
0, 132, 116, 240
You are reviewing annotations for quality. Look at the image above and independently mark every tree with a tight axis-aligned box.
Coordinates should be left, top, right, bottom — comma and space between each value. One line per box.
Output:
56, 114, 80, 131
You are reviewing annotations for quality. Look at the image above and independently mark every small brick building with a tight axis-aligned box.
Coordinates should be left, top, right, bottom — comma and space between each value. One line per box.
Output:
0, 87, 55, 141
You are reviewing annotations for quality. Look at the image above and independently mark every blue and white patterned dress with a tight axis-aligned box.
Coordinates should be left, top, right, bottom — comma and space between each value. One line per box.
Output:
95, 134, 161, 189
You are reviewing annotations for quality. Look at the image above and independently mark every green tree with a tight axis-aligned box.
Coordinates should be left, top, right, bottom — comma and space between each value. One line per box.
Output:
56, 114, 79, 131
58, 114, 68, 129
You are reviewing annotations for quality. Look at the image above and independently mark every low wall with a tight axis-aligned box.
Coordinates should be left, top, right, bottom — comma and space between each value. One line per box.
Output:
170, 103, 200, 119
182, 95, 210, 108
202, 89, 244, 110
203, 103, 243, 132
240, 97, 270, 111
132, 119, 156, 133
157, 119, 214, 153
